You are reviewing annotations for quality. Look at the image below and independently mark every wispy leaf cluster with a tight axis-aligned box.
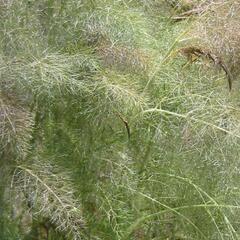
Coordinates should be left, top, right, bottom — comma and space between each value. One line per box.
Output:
12, 160, 84, 239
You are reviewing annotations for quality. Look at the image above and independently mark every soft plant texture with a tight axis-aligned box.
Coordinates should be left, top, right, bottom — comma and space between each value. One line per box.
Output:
1, 0, 240, 239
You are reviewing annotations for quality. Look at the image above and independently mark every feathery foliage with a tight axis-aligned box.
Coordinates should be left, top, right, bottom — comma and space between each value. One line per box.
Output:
1, 0, 240, 239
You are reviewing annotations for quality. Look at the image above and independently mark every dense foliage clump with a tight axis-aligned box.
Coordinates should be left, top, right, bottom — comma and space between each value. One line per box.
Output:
1, 0, 240, 239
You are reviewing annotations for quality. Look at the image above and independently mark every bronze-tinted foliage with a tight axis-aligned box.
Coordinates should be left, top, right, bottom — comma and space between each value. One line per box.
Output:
0, 95, 33, 159
178, 46, 232, 90
97, 39, 151, 72
191, 1, 240, 81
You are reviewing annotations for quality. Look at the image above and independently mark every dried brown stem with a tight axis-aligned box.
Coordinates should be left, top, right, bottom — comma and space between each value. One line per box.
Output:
178, 47, 232, 90
115, 112, 131, 140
